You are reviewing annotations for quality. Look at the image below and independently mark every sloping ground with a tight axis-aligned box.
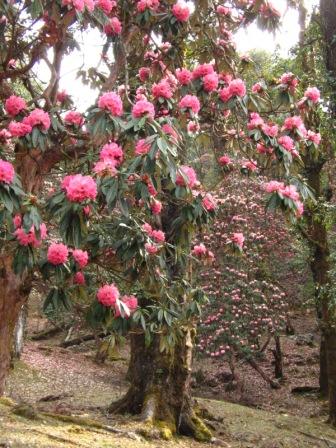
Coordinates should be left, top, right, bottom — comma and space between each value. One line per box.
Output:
1, 395, 336, 448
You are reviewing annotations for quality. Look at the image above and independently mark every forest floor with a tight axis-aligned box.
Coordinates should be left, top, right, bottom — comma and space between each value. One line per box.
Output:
1, 309, 335, 447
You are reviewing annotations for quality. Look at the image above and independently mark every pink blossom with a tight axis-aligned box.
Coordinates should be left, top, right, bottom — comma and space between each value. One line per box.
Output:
93, 159, 117, 176
95, 0, 114, 14
145, 242, 159, 254
203, 73, 219, 92
74, 271, 85, 285
72, 249, 89, 268
23, 109, 50, 131
243, 160, 258, 171
62, 0, 85, 12
135, 139, 151, 155
122, 295, 138, 313
84, 0, 95, 11
97, 284, 120, 307
47, 242, 69, 265
263, 180, 285, 193
56, 90, 69, 103
218, 155, 231, 166
202, 193, 217, 211
5, 95, 26, 116
142, 223, 153, 234
152, 79, 173, 99
176, 165, 197, 188
252, 82, 263, 93
162, 123, 179, 142
98, 92, 123, 116
15, 223, 47, 248
172, 1, 190, 22
216, 5, 230, 15
307, 130, 321, 145
228, 79, 246, 97
176, 68, 192, 85
192, 243, 207, 256
65, 174, 97, 202
132, 99, 155, 119
0, 129, 11, 141
9, 120, 33, 137
187, 121, 199, 133
100, 142, 124, 166
247, 112, 264, 130
151, 229, 165, 243
219, 87, 232, 103
64, 111, 84, 126
281, 185, 300, 201
296, 200, 304, 217
61, 175, 75, 191
262, 123, 278, 137
137, 0, 159, 12
139, 67, 151, 81
104, 17, 122, 35
192, 63, 214, 80
231, 232, 244, 248
150, 199, 162, 215
278, 135, 295, 152
179, 95, 200, 114
13, 214, 22, 229
280, 72, 299, 91
305, 87, 320, 103
0, 160, 15, 184
283, 115, 306, 135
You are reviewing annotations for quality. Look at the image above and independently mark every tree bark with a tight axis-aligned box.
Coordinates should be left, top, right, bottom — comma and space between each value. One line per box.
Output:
109, 331, 211, 441
11, 304, 28, 360
0, 255, 31, 395
272, 335, 283, 380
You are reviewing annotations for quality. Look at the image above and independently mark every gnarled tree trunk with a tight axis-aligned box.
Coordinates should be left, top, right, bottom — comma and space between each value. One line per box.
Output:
109, 331, 211, 441
0, 255, 31, 395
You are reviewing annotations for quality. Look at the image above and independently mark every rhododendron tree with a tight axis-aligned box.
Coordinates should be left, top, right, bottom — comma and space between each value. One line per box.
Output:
0, 0, 325, 439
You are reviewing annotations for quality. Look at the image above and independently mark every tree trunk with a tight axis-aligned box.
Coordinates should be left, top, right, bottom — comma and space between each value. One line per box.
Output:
11, 304, 28, 360
0, 255, 31, 395
109, 331, 211, 441
320, 335, 329, 397
272, 335, 283, 380
326, 329, 336, 425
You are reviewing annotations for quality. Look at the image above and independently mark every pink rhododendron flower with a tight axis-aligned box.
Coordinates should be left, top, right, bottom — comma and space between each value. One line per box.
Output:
162, 123, 179, 142
179, 95, 200, 114
61, 175, 75, 191
15, 223, 47, 247
13, 214, 22, 229
0, 160, 15, 184
187, 121, 199, 133
93, 159, 117, 177
98, 91, 123, 116
242, 160, 258, 172
137, 0, 159, 12
104, 17, 122, 35
64, 111, 84, 126
132, 99, 155, 119
203, 73, 219, 92
65, 174, 97, 202
296, 200, 304, 217
231, 232, 244, 248
139, 67, 151, 81
150, 199, 162, 215
228, 79, 246, 97
152, 79, 173, 99
135, 139, 151, 155
95, 0, 114, 14
176, 68, 192, 85
74, 271, 85, 285
142, 223, 153, 234
62, 0, 85, 12
192, 243, 207, 256
47, 242, 69, 265
5, 95, 26, 116
176, 165, 197, 188
307, 130, 321, 145
262, 123, 278, 137
281, 185, 300, 201
72, 249, 89, 268
122, 295, 138, 313
24, 109, 50, 131
8, 121, 32, 137
202, 193, 217, 211
56, 90, 69, 103
0, 129, 11, 141
84, 0, 95, 10
216, 5, 230, 14
151, 229, 165, 243
218, 155, 231, 166
219, 87, 232, 103
192, 63, 214, 80
304, 87, 320, 103
145, 242, 159, 254
278, 135, 295, 152
280, 72, 299, 91
97, 284, 120, 306
283, 115, 306, 135
252, 82, 263, 93
100, 142, 124, 166
263, 180, 285, 193
172, 1, 190, 21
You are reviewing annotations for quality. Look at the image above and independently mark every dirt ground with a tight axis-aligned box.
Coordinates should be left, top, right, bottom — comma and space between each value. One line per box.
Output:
1, 309, 335, 448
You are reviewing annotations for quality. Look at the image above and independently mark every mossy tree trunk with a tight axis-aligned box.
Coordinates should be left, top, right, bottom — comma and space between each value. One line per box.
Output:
0, 255, 31, 395
109, 331, 211, 441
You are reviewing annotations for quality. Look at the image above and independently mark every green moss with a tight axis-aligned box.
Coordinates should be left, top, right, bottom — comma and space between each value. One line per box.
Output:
155, 419, 175, 440
0, 397, 15, 406
190, 415, 212, 442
